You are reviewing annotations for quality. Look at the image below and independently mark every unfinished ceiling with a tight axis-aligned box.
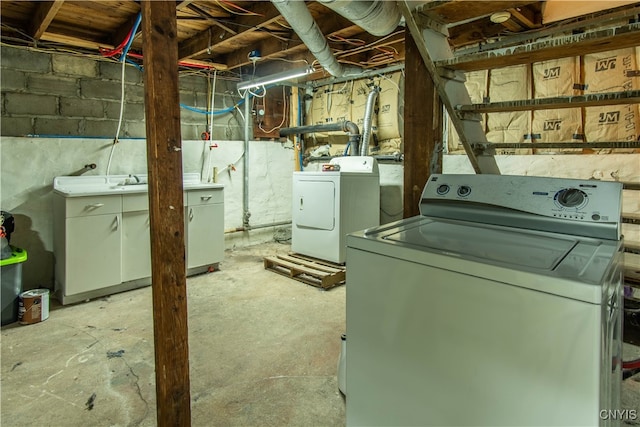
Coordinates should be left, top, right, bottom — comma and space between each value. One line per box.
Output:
1, 1, 639, 82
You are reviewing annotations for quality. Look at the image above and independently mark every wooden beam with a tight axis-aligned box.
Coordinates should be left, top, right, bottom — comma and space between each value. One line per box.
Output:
438, 22, 640, 72
40, 30, 114, 50
141, 2, 191, 425
29, 0, 64, 40
403, 31, 442, 218
178, 2, 281, 60
507, 6, 541, 28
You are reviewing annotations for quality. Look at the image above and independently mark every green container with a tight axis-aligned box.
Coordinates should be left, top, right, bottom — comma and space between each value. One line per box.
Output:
1, 246, 27, 325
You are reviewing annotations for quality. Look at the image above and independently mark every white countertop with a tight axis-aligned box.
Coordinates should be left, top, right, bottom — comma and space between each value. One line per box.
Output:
53, 173, 224, 197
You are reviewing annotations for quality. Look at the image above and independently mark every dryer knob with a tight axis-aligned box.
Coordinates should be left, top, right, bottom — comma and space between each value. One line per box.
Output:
436, 184, 450, 195
457, 185, 471, 197
556, 188, 586, 208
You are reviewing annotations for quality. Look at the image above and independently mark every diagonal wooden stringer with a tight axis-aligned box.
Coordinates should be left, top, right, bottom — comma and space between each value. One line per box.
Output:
398, 1, 501, 174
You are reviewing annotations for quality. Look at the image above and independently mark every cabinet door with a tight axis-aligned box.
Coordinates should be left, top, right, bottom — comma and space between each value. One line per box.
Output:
65, 214, 121, 296
122, 211, 151, 282
186, 204, 224, 269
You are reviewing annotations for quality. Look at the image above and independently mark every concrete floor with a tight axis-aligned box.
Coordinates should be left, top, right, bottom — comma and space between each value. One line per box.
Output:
1, 241, 346, 426
2, 240, 640, 426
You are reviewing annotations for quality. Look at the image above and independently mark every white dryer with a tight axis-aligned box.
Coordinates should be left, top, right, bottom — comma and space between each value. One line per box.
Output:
346, 174, 624, 426
292, 156, 379, 264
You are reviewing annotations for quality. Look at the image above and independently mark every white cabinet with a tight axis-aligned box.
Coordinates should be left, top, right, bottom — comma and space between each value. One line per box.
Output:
122, 194, 151, 282
186, 189, 224, 270
53, 179, 224, 305
54, 194, 122, 297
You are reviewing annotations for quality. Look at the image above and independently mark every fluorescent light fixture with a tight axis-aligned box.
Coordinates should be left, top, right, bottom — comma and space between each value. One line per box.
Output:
237, 66, 312, 90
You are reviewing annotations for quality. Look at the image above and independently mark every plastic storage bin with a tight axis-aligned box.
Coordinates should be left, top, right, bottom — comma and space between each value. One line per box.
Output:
1, 246, 27, 325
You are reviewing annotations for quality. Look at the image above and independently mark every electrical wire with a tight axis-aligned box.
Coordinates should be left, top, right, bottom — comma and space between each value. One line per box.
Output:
259, 86, 288, 134
209, 70, 218, 137
106, 58, 127, 176
215, 0, 263, 16
269, 57, 310, 65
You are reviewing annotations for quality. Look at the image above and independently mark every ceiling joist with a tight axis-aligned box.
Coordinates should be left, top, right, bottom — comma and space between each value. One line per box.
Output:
29, 0, 65, 40
178, 2, 282, 60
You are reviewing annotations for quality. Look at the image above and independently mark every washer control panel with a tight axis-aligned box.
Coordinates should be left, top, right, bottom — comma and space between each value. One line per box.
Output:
420, 174, 623, 239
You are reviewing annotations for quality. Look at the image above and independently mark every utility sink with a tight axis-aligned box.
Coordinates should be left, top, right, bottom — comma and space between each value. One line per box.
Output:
54, 173, 222, 197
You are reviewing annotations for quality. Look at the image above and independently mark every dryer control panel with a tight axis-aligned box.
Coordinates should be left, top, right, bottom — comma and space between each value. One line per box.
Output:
420, 174, 623, 240
330, 156, 379, 174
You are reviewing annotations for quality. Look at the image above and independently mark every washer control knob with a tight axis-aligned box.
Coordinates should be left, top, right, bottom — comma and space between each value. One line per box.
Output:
556, 188, 586, 208
457, 185, 471, 197
436, 184, 450, 195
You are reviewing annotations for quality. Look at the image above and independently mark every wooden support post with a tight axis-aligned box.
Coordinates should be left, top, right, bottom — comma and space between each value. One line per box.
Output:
141, 2, 191, 425
403, 31, 442, 218
290, 86, 301, 171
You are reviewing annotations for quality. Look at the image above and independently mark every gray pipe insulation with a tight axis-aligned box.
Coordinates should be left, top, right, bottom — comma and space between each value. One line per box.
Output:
360, 86, 380, 156
318, 0, 402, 36
279, 121, 361, 156
271, 0, 361, 77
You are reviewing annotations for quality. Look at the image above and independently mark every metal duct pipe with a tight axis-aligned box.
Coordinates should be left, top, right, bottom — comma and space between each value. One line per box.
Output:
318, 0, 402, 36
271, 0, 361, 77
279, 120, 361, 156
360, 86, 379, 156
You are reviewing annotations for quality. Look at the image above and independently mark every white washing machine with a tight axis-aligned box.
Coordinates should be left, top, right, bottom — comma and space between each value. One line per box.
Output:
292, 156, 379, 264
346, 174, 623, 426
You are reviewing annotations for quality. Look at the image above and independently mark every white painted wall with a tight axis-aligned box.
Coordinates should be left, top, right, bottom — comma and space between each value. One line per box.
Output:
1, 137, 294, 289
2, 135, 638, 291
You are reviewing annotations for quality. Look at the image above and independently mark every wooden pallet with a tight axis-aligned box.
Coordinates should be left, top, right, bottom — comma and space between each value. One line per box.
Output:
263, 253, 346, 289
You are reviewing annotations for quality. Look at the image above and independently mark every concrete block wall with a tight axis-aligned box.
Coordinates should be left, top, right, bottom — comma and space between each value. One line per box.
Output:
1, 45, 244, 140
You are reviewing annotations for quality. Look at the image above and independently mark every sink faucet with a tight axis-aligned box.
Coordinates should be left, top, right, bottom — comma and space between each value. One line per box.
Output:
120, 174, 141, 185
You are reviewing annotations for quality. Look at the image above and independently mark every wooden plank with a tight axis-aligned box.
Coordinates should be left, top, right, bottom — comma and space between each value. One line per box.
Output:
456, 90, 640, 113
422, 1, 538, 25
264, 256, 330, 278
40, 30, 114, 50
29, 0, 64, 40
437, 22, 640, 72
281, 254, 343, 273
290, 85, 301, 171
626, 241, 640, 253
141, 2, 191, 426
623, 182, 640, 191
264, 253, 346, 289
507, 6, 541, 29
403, 30, 441, 218
624, 212, 640, 224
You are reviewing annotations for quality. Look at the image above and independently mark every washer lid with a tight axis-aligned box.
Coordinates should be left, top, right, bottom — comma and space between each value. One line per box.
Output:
348, 217, 620, 303
384, 220, 576, 270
